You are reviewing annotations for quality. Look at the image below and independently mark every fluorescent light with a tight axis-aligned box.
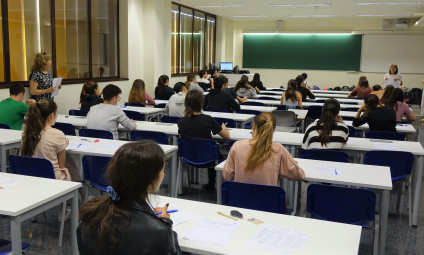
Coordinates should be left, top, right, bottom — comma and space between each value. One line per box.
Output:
243, 32, 352, 35
357, 1, 424, 5
270, 3, 331, 7
229, 16, 270, 18
288, 14, 338, 18
358, 13, 415, 16
194, 5, 248, 8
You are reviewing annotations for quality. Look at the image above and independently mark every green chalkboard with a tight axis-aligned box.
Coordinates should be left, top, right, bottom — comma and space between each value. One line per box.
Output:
242, 34, 362, 71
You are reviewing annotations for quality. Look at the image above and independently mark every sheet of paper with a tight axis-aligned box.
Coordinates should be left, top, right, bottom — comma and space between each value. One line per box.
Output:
230, 129, 252, 137
383, 77, 401, 88
103, 143, 123, 151
66, 141, 95, 151
168, 205, 201, 226
373, 142, 399, 150
51, 78, 62, 97
183, 217, 240, 246
248, 225, 309, 253
396, 125, 411, 131
309, 164, 344, 176
0, 178, 19, 188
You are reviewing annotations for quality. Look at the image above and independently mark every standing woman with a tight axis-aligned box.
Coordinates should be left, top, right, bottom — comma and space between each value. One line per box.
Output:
29, 52, 60, 101
385, 88, 416, 122
155, 75, 175, 100
128, 79, 155, 105
280, 79, 303, 109
384, 64, 403, 88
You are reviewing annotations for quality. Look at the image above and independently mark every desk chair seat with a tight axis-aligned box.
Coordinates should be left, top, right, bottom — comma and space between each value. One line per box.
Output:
273, 110, 298, 133
79, 128, 113, 140
258, 92, 277, 95
347, 125, 361, 137
130, 130, 169, 144
0, 123, 11, 129
344, 107, 360, 112
277, 105, 302, 110
257, 96, 276, 100
52, 122, 76, 136
236, 109, 261, 129
82, 155, 111, 201
0, 239, 30, 255
365, 131, 406, 141
69, 109, 88, 117
155, 103, 167, 108
300, 149, 349, 163
305, 106, 323, 127
123, 110, 145, 121
161, 116, 181, 124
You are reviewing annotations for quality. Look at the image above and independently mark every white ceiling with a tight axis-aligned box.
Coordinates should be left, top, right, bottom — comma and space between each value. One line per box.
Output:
173, 0, 424, 21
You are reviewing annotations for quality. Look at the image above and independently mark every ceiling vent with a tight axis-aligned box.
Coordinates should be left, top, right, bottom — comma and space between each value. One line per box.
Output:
391, 19, 409, 29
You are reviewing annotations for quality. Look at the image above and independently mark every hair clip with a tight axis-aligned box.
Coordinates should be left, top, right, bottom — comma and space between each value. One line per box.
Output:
106, 186, 121, 201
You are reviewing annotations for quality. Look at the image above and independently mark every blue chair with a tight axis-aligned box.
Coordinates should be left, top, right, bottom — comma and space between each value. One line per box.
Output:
342, 116, 355, 121
8, 155, 67, 247
124, 102, 145, 107
242, 101, 266, 106
161, 115, 181, 124
0, 239, 30, 255
221, 181, 287, 214
257, 96, 277, 100
300, 149, 349, 163
316, 99, 326, 103
365, 131, 406, 141
228, 140, 237, 150
204, 107, 229, 113
236, 109, 261, 129
130, 130, 169, 144
343, 102, 359, 105
364, 150, 414, 213
52, 122, 76, 136
155, 103, 167, 108
347, 125, 361, 137
305, 105, 323, 127
69, 109, 88, 117
213, 117, 236, 128
277, 105, 301, 110
79, 128, 113, 139
344, 107, 360, 112
0, 123, 10, 129
123, 110, 145, 121
257, 92, 276, 95
82, 155, 111, 201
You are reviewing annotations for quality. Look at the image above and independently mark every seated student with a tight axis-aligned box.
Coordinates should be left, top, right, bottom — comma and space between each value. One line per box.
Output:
165, 82, 187, 117
249, 73, 266, 91
21, 99, 79, 182
185, 74, 204, 93
234, 79, 256, 99
128, 79, 155, 106
198, 70, 213, 91
87, 84, 136, 139
223, 112, 305, 186
77, 141, 182, 254
386, 88, 416, 122
0, 83, 35, 130
155, 75, 175, 100
301, 73, 311, 88
355, 76, 367, 90
204, 77, 240, 112
220, 75, 247, 103
302, 99, 349, 150
353, 94, 396, 132
295, 75, 315, 101
209, 68, 219, 83
80, 81, 103, 111
370, 84, 384, 99
380, 85, 394, 105
178, 90, 230, 191
241, 75, 260, 94
348, 80, 371, 98
280, 79, 303, 109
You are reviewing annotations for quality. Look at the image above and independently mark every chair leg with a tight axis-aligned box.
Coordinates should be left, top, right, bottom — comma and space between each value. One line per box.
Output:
372, 215, 380, 255
58, 202, 66, 247
396, 183, 402, 214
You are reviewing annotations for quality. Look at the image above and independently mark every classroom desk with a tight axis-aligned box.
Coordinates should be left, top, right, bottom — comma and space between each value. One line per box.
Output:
215, 158, 392, 255
239, 105, 277, 112
0, 172, 81, 255
249, 99, 361, 109
119, 106, 164, 121
308, 97, 363, 104
264, 88, 351, 95
203, 111, 255, 128
0, 129, 22, 173
344, 120, 416, 140
56, 115, 86, 128
153, 195, 362, 255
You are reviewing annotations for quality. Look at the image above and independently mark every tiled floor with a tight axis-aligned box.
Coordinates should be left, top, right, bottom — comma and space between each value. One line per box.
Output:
1, 111, 424, 254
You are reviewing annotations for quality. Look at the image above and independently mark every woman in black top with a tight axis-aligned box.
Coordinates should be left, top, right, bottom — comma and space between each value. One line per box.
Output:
29, 52, 61, 101
77, 141, 182, 255
80, 81, 103, 111
295, 75, 315, 101
352, 94, 396, 132
155, 75, 175, 100
250, 73, 266, 90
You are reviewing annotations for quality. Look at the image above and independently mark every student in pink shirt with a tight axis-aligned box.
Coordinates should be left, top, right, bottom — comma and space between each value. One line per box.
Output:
386, 88, 416, 122
223, 112, 305, 186
128, 79, 155, 105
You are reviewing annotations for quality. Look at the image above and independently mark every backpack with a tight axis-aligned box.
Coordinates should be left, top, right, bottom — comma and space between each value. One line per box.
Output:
341, 86, 350, 91
407, 88, 423, 105
333, 86, 341, 91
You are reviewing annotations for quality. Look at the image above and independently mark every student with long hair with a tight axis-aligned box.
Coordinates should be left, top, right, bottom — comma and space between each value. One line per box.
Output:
155, 75, 174, 100
348, 80, 371, 98
223, 112, 305, 186
234, 79, 256, 98
384, 64, 403, 88
380, 85, 394, 105
77, 141, 182, 254
29, 52, 61, 101
370, 84, 384, 99
353, 94, 396, 131
184, 74, 204, 93
355, 76, 367, 89
386, 88, 416, 122
128, 79, 155, 105
280, 79, 303, 109
220, 75, 247, 103
295, 75, 315, 101
302, 99, 349, 149
250, 73, 266, 90
80, 81, 103, 111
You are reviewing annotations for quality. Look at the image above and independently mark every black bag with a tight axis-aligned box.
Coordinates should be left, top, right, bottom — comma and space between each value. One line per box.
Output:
407, 88, 422, 105
333, 86, 341, 91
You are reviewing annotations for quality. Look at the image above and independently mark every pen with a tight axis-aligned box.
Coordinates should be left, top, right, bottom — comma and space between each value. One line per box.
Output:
224, 122, 228, 125
334, 169, 338, 175
81, 138, 91, 142
155, 210, 178, 215
76, 144, 82, 149
217, 212, 238, 221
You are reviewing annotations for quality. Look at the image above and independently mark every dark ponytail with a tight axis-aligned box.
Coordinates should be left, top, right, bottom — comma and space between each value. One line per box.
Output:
316, 99, 340, 146
157, 75, 169, 96
284, 79, 298, 102
362, 94, 380, 119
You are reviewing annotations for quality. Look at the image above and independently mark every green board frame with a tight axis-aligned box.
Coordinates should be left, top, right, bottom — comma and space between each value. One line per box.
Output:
243, 34, 362, 71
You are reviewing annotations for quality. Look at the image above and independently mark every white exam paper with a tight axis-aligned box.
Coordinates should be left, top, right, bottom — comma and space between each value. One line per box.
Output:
309, 164, 344, 176
183, 217, 240, 246
51, 78, 62, 97
0, 178, 19, 188
168, 205, 201, 226
373, 142, 399, 150
66, 141, 95, 151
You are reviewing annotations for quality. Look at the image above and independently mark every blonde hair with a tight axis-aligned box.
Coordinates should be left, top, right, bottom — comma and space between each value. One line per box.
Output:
31, 52, 51, 72
185, 74, 196, 89
245, 112, 277, 173
128, 79, 146, 105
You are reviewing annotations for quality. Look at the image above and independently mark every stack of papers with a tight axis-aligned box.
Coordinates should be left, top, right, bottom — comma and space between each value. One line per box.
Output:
183, 217, 240, 246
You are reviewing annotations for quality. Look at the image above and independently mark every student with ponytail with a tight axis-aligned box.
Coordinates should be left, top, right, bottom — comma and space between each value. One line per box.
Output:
77, 141, 182, 254
348, 79, 371, 98
80, 81, 103, 111
184, 74, 204, 93
154, 75, 174, 100
353, 94, 396, 131
223, 112, 305, 186
302, 99, 349, 150
280, 79, 303, 109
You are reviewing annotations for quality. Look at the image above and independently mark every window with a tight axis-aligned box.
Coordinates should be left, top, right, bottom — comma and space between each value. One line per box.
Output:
0, 0, 119, 87
171, 3, 216, 75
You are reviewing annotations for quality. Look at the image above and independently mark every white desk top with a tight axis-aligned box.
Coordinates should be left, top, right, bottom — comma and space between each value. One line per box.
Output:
120, 106, 164, 114
264, 89, 351, 95
290, 109, 308, 120
249, 99, 361, 109
344, 120, 416, 134
56, 115, 87, 127
153, 195, 362, 255
240, 105, 277, 112
133, 121, 179, 135
310, 98, 363, 104
0, 129, 22, 145
313, 93, 349, 98
203, 111, 255, 122
0, 172, 81, 216
155, 100, 168, 105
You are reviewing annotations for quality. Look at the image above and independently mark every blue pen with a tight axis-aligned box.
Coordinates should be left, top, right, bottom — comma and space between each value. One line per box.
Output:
76, 144, 82, 149
334, 169, 338, 175
155, 209, 178, 215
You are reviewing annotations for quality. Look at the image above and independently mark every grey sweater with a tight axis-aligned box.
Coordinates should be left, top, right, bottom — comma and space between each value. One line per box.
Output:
165, 92, 186, 117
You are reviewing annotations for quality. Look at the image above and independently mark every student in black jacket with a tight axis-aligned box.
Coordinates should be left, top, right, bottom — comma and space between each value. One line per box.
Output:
295, 75, 315, 101
80, 81, 103, 111
250, 73, 267, 90
204, 77, 240, 112
155, 75, 175, 100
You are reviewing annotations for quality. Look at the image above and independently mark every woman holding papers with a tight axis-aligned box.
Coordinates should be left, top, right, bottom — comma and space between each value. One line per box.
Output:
77, 141, 182, 254
223, 112, 305, 186
29, 52, 61, 101
383, 64, 403, 88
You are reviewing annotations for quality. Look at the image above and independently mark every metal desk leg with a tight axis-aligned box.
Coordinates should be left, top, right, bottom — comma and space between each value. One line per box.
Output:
412, 156, 424, 226
71, 190, 79, 255
170, 150, 178, 197
0, 146, 6, 172
217, 172, 222, 204
11, 217, 22, 255
378, 189, 389, 255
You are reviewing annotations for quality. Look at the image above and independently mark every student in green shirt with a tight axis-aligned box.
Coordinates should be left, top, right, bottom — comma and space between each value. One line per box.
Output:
0, 84, 36, 130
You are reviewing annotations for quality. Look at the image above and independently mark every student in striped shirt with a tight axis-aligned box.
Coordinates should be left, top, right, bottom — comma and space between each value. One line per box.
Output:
302, 99, 349, 150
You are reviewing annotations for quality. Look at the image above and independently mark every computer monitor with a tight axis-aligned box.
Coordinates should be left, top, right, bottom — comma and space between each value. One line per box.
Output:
220, 62, 233, 71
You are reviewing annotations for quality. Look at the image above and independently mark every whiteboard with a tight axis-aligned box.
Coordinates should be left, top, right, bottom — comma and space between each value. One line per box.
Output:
361, 35, 424, 74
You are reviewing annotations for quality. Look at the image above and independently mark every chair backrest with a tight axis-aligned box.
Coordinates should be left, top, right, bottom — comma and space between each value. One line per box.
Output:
257, 96, 277, 100
271, 88, 284, 91
365, 131, 406, 141
236, 109, 261, 116
242, 101, 266, 106
276, 105, 301, 110
343, 102, 359, 105
344, 107, 360, 112
347, 125, 361, 137
364, 150, 414, 182
204, 107, 230, 113
52, 122, 76, 136
257, 92, 276, 95
342, 116, 355, 121
161, 115, 181, 124
178, 137, 218, 166
82, 155, 111, 191
154, 103, 167, 108
307, 184, 376, 226
130, 130, 169, 144
213, 117, 236, 128
0, 123, 11, 129
79, 128, 113, 139
300, 149, 349, 163
123, 110, 144, 121
306, 106, 323, 120
273, 110, 297, 127
124, 102, 145, 107
9, 155, 56, 179
316, 99, 326, 103
221, 181, 287, 214
69, 109, 88, 117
